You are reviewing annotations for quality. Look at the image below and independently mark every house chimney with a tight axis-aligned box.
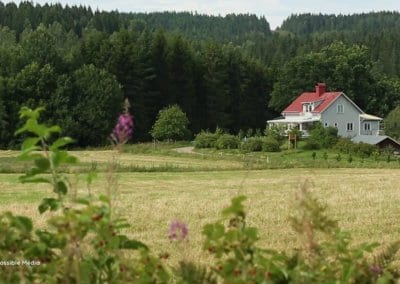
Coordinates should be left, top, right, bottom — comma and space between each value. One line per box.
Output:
316, 83, 326, 97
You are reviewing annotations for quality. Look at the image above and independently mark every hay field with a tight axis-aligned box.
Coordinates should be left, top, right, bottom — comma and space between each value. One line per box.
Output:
0, 164, 399, 265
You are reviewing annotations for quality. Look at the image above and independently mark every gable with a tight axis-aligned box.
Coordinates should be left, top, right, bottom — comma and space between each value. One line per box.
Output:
320, 92, 364, 115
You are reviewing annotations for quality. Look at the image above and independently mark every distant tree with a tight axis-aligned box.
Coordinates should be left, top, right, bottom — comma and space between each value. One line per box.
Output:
269, 42, 377, 113
67, 64, 123, 146
150, 105, 190, 141
385, 105, 400, 139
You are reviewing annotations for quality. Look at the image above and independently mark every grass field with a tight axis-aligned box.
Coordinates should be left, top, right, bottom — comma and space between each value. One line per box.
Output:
0, 145, 399, 265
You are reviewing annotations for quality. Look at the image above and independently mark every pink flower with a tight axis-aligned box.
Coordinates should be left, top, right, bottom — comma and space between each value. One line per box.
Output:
168, 220, 188, 241
111, 114, 134, 145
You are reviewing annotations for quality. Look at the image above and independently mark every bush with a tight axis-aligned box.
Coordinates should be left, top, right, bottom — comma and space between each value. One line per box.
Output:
305, 123, 338, 149
334, 138, 354, 154
334, 138, 377, 157
303, 139, 321, 150
264, 125, 285, 144
194, 131, 219, 148
241, 137, 263, 152
356, 142, 378, 157
262, 136, 281, 152
150, 105, 190, 141
215, 134, 240, 149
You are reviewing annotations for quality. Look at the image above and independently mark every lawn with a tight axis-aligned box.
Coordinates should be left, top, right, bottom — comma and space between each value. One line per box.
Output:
0, 152, 399, 266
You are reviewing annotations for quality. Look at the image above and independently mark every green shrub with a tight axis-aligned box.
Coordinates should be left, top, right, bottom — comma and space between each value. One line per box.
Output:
194, 131, 219, 148
356, 142, 378, 157
215, 134, 240, 149
306, 122, 338, 149
150, 105, 190, 141
262, 136, 281, 152
334, 138, 354, 154
264, 124, 285, 143
304, 139, 321, 150
335, 138, 377, 157
241, 137, 263, 152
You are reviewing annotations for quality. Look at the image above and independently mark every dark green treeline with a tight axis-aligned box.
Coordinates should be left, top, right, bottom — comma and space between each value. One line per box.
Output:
0, 2, 400, 147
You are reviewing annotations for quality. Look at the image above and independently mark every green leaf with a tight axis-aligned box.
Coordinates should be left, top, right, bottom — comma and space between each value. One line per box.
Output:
34, 157, 50, 171
55, 180, 68, 195
18, 106, 45, 120
52, 151, 77, 167
47, 125, 61, 134
21, 137, 40, 150
38, 198, 59, 214
15, 216, 33, 232
222, 195, 247, 217
50, 137, 75, 151
117, 235, 148, 250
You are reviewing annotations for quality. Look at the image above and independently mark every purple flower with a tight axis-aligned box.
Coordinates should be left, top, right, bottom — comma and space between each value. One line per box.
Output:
111, 114, 134, 145
168, 220, 188, 241
369, 264, 382, 275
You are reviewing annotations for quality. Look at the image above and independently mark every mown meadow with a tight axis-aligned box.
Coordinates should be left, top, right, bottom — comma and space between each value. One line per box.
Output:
1, 144, 399, 268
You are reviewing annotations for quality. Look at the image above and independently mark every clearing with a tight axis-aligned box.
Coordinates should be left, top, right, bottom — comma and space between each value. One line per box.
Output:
0, 146, 399, 265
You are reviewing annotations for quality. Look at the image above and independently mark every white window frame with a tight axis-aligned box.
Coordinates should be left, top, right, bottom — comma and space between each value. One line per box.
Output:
324, 122, 328, 127
334, 122, 338, 128
337, 104, 344, 113
347, 122, 353, 131
305, 104, 312, 113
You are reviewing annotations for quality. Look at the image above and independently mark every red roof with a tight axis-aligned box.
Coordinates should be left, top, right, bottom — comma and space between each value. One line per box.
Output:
283, 91, 342, 114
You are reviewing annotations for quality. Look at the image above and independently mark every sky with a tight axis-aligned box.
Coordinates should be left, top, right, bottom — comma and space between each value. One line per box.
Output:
4, 0, 400, 29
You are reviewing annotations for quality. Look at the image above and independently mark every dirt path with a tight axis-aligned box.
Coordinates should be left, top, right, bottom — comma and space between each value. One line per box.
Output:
173, 146, 196, 154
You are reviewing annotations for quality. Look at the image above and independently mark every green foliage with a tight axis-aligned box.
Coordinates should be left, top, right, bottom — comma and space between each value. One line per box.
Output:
305, 122, 338, 150
334, 138, 378, 158
15, 107, 76, 212
151, 105, 190, 141
203, 196, 289, 283
215, 134, 240, 150
264, 124, 285, 143
385, 105, 400, 139
288, 187, 387, 283
194, 130, 223, 149
262, 136, 281, 152
269, 42, 378, 114
1, 107, 169, 283
241, 136, 264, 152
175, 261, 217, 284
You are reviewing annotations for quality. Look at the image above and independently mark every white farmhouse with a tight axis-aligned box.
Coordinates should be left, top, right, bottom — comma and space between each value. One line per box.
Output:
267, 83, 400, 150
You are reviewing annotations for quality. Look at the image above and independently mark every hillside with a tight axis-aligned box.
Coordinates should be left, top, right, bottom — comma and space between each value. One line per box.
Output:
0, 2, 400, 147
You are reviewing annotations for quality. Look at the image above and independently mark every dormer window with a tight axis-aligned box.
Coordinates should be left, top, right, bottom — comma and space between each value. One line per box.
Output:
304, 103, 313, 113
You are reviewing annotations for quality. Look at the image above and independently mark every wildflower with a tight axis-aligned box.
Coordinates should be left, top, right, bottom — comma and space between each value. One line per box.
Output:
111, 99, 134, 145
168, 220, 188, 241
369, 264, 382, 275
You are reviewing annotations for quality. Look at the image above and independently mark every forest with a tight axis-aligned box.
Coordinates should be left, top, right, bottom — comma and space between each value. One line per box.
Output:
0, 1, 400, 147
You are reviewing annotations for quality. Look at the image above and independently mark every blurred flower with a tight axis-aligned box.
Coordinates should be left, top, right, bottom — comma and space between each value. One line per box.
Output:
111, 113, 134, 145
369, 264, 382, 275
168, 220, 188, 241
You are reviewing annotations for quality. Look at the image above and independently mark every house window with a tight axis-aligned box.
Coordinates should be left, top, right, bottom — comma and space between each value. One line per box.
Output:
347, 123, 353, 131
324, 122, 328, 127
337, 104, 344, 113
305, 104, 313, 112
334, 122, 338, 128
364, 123, 371, 131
